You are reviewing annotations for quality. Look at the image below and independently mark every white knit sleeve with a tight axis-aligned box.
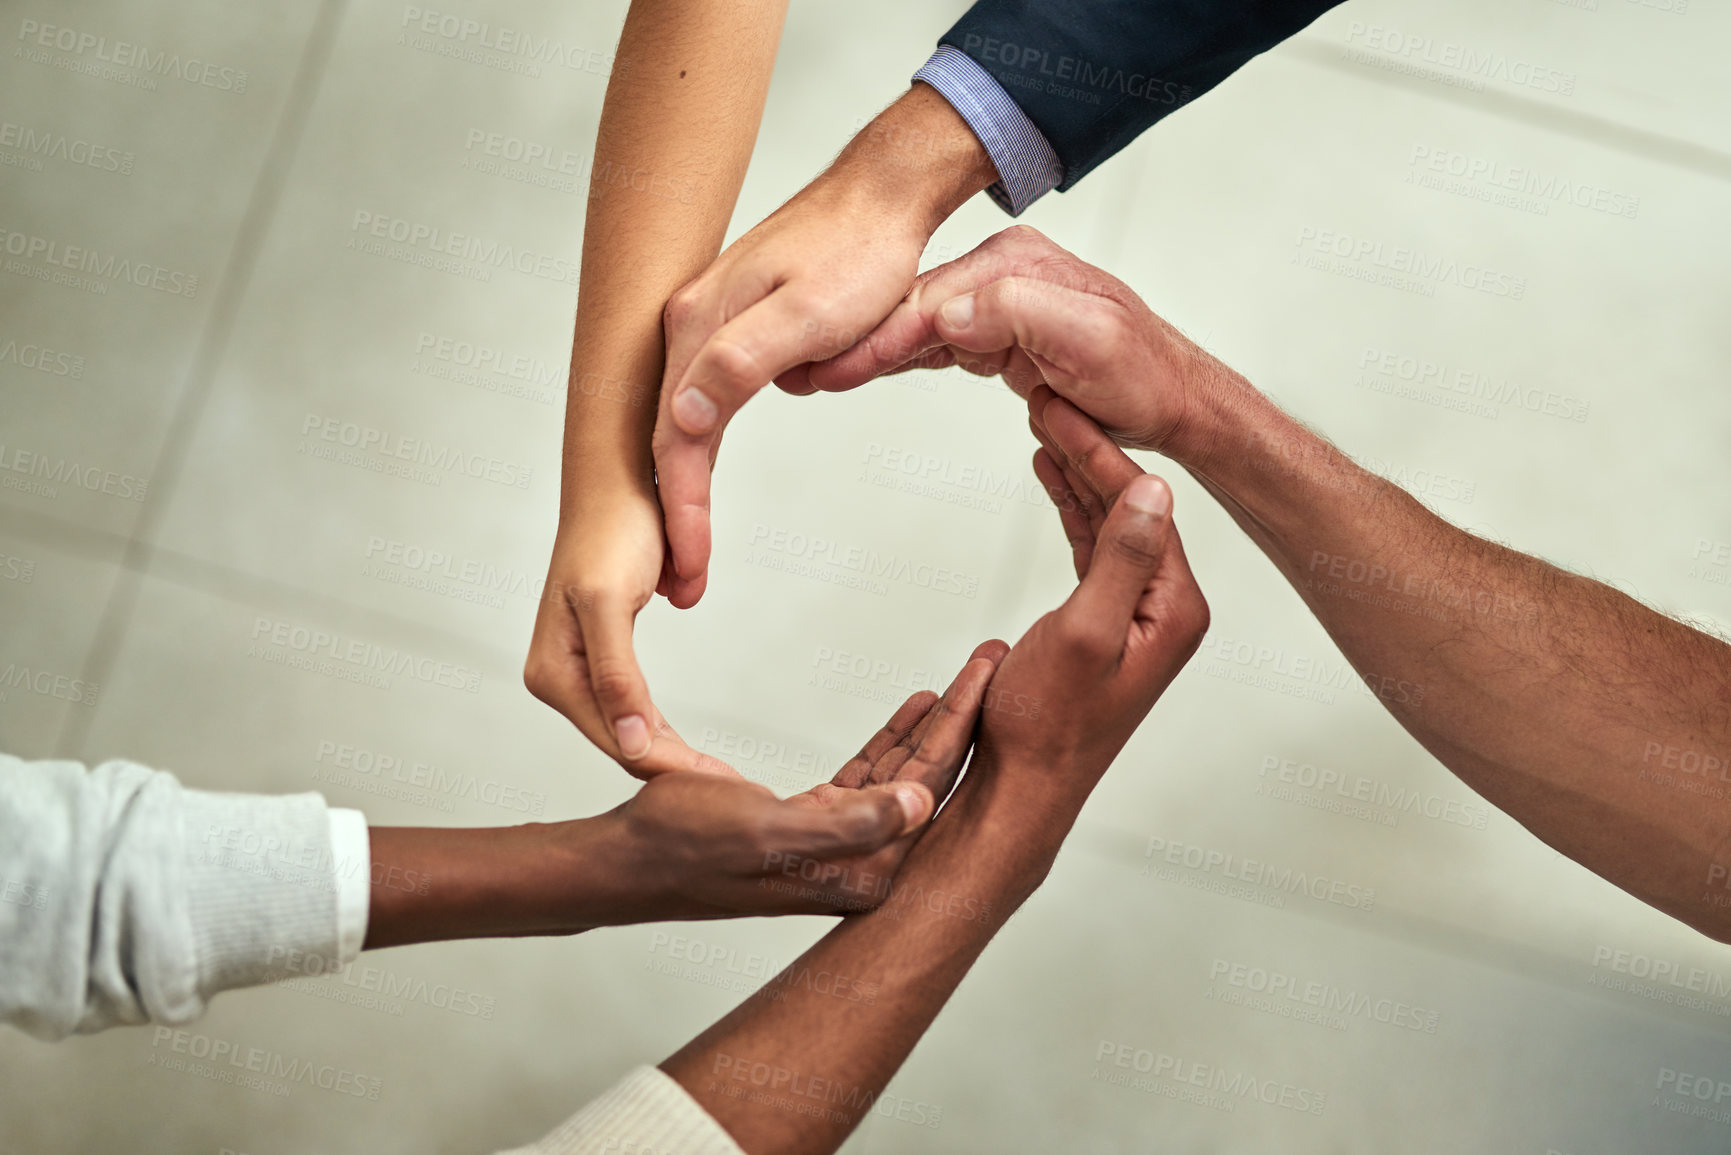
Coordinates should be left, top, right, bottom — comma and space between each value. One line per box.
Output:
493, 1066, 747, 1155
0, 752, 348, 1038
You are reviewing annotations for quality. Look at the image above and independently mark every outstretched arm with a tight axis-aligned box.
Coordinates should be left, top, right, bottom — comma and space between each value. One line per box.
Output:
0, 664, 993, 1038
1029, 336, 1731, 942
526, 0, 789, 776
843, 224, 1731, 942
367, 655, 999, 949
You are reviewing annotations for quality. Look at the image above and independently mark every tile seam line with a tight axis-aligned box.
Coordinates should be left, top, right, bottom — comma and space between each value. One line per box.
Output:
57, 0, 352, 758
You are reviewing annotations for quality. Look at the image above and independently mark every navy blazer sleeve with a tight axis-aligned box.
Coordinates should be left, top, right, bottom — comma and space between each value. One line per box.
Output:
939, 0, 1346, 190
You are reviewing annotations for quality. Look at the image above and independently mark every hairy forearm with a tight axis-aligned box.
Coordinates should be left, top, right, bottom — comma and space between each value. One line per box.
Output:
1180, 378, 1731, 937
660, 771, 1065, 1155
564, 0, 789, 502
825, 83, 999, 244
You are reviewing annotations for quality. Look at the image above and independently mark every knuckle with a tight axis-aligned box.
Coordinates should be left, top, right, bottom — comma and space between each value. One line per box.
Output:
1106, 527, 1162, 571
1002, 223, 1048, 249
1178, 589, 1213, 644
702, 337, 764, 395
1094, 310, 1134, 365
586, 659, 638, 706
662, 283, 702, 331
521, 658, 552, 701
1059, 613, 1118, 664
837, 803, 889, 846
1076, 625, 1122, 665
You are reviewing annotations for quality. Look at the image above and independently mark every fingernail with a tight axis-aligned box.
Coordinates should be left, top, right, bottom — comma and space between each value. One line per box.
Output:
615, 714, 651, 760
892, 783, 929, 833
939, 294, 975, 330
672, 387, 718, 433
1124, 475, 1170, 517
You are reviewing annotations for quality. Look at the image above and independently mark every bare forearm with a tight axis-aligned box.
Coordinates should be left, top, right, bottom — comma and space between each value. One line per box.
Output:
661, 775, 1064, 1154
564, 0, 788, 501
826, 82, 999, 248
363, 820, 642, 949
1182, 380, 1731, 937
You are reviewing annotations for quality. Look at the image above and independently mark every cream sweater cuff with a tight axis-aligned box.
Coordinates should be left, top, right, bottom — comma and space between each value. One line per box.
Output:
494, 1066, 746, 1155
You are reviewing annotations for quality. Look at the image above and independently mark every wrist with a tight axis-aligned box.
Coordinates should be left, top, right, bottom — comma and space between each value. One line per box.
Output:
1164, 360, 1286, 484
829, 84, 999, 241
941, 754, 1088, 891
559, 464, 656, 528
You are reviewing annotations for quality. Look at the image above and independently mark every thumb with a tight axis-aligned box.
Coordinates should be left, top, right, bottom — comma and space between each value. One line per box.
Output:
771, 782, 933, 861
573, 593, 657, 762
1064, 474, 1173, 635
931, 276, 1117, 383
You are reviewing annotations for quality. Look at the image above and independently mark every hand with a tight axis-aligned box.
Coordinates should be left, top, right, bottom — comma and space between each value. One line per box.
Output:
972, 385, 1210, 806
524, 482, 707, 778
610, 640, 1006, 921
651, 84, 999, 604
810, 225, 1239, 465
367, 644, 1004, 948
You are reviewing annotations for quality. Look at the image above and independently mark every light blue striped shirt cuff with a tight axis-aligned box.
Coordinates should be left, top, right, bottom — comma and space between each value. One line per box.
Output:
913, 45, 1063, 217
